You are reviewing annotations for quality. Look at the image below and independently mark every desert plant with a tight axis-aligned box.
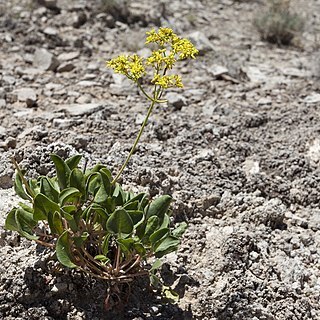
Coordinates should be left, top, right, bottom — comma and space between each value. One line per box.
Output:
5, 27, 198, 308
254, 0, 305, 45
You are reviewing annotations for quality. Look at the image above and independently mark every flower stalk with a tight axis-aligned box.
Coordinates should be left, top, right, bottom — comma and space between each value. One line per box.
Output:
107, 27, 198, 183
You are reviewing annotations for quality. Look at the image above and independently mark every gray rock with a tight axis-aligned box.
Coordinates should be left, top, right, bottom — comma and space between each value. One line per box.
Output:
304, 93, 320, 104
209, 65, 229, 77
60, 103, 103, 116
73, 12, 87, 28
57, 51, 80, 62
53, 118, 82, 129
43, 27, 58, 36
37, 0, 60, 12
14, 88, 37, 107
33, 48, 60, 71
166, 92, 186, 110
0, 126, 6, 136
0, 99, 6, 108
187, 31, 214, 55
57, 63, 75, 73
0, 158, 14, 189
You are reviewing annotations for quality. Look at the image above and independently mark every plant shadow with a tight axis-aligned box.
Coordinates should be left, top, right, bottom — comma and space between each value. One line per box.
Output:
23, 256, 194, 320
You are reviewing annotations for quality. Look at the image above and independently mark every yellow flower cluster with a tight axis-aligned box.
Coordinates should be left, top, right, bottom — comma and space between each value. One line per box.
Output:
106, 28, 198, 91
146, 27, 199, 60
172, 38, 198, 59
146, 27, 176, 46
106, 54, 145, 81
152, 74, 183, 89
147, 49, 176, 70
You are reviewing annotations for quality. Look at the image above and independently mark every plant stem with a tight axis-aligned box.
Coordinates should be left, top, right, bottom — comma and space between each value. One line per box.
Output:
111, 98, 157, 184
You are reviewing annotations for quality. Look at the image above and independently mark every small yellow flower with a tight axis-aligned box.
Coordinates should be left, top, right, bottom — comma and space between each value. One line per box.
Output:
106, 54, 145, 81
147, 50, 176, 70
146, 27, 177, 46
172, 38, 199, 59
151, 74, 183, 89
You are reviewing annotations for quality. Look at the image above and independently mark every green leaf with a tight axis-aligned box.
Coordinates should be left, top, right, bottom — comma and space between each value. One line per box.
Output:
150, 228, 169, 246
59, 187, 81, 206
141, 216, 159, 241
65, 154, 82, 170
146, 195, 172, 225
102, 234, 111, 255
160, 214, 170, 229
127, 193, 149, 210
150, 259, 162, 272
40, 177, 59, 202
5, 208, 19, 231
53, 211, 64, 235
18, 202, 33, 213
34, 193, 60, 220
91, 204, 109, 220
162, 286, 179, 303
69, 168, 85, 196
124, 200, 139, 211
86, 173, 100, 196
100, 167, 112, 181
94, 171, 111, 204
56, 230, 77, 268
117, 238, 134, 255
150, 274, 160, 288
172, 222, 188, 238
14, 170, 32, 201
133, 242, 146, 256
106, 209, 134, 237
154, 236, 180, 258
94, 254, 110, 263
51, 154, 71, 190
85, 163, 105, 175
28, 179, 40, 197
74, 231, 89, 247
127, 210, 144, 228
15, 208, 38, 240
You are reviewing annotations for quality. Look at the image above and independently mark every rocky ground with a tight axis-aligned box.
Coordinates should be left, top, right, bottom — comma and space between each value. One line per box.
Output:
1, 0, 320, 319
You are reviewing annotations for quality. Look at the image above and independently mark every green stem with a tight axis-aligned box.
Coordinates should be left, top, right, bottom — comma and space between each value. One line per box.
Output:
111, 98, 157, 184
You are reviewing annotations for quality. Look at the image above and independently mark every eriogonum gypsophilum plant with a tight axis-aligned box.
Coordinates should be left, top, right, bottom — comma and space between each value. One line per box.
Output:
5, 28, 198, 308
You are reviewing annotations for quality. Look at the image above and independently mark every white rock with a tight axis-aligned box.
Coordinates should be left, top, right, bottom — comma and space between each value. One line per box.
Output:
58, 51, 80, 61
14, 88, 37, 107
33, 48, 60, 71
304, 93, 320, 104
307, 139, 320, 162
209, 65, 229, 77
243, 158, 260, 175
257, 97, 272, 106
0, 99, 6, 108
43, 27, 58, 36
60, 103, 103, 116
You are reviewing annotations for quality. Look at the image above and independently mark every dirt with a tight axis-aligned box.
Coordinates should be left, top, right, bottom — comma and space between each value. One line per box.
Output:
1, 0, 320, 319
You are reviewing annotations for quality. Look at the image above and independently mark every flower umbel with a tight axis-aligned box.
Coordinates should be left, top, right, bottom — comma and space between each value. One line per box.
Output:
152, 74, 183, 89
172, 38, 199, 59
146, 27, 177, 46
107, 54, 145, 81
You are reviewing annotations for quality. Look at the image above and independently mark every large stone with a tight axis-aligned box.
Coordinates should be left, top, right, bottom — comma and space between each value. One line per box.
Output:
60, 103, 103, 116
187, 31, 214, 55
33, 48, 60, 71
166, 92, 186, 110
14, 88, 37, 107
57, 51, 80, 61
57, 63, 75, 73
